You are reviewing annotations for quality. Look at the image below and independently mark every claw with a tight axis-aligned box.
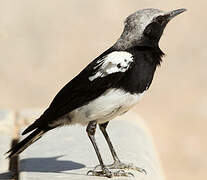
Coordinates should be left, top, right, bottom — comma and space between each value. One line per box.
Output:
87, 168, 134, 178
127, 172, 135, 177
137, 168, 147, 175
117, 170, 125, 173
87, 168, 112, 178
88, 162, 146, 178
115, 170, 134, 177
98, 161, 147, 174
87, 170, 94, 176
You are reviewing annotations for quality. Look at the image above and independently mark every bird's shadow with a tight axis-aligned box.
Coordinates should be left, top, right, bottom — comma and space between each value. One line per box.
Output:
0, 172, 12, 180
19, 155, 85, 173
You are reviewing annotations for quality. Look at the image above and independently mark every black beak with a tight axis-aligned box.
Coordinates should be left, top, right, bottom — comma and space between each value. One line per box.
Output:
167, 8, 187, 20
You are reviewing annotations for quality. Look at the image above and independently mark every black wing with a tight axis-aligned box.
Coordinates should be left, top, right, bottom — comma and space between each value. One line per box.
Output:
23, 48, 134, 134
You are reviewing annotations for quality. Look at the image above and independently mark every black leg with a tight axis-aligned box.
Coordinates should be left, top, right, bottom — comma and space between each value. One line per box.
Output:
86, 121, 135, 178
86, 120, 105, 169
98, 121, 147, 175
86, 121, 114, 177
99, 122, 120, 163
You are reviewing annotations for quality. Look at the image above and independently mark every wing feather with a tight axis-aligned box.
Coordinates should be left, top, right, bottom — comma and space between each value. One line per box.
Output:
89, 51, 133, 81
38, 50, 134, 125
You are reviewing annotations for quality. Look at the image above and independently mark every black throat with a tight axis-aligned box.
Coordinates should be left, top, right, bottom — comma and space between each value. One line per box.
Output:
112, 44, 164, 94
130, 44, 164, 65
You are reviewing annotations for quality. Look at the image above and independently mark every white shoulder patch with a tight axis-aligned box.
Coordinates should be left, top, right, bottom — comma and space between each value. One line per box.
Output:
89, 51, 133, 81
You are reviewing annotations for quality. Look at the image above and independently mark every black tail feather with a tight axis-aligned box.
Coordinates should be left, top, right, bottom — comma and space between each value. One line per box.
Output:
22, 118, 41, 135
6, 128, 46, 158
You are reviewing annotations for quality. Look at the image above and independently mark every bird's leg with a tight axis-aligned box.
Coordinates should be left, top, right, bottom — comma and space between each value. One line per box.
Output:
86, 121, 134, 178
97, 122, 146, 175
99, 122, 120, 163
86, 120, 112, 178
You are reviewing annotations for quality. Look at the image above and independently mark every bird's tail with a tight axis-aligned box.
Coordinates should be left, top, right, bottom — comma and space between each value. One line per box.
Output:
6, 128, 46, 158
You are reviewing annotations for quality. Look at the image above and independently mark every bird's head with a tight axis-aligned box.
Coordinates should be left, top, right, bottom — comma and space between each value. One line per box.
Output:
114, 8, 187, 49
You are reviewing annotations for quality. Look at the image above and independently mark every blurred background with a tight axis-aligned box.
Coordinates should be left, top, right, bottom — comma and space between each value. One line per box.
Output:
0, 0, 206, 180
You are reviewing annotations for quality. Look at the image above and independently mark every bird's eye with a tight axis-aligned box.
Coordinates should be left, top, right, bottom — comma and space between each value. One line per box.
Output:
156, 16, 165, 24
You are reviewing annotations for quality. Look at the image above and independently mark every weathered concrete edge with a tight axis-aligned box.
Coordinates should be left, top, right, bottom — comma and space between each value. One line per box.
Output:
0, 110, 15, 178
125, 111, 165, 179
18, 109, 165, 180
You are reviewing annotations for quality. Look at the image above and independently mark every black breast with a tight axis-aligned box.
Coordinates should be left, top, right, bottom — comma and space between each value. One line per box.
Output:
115, 46, 164, 94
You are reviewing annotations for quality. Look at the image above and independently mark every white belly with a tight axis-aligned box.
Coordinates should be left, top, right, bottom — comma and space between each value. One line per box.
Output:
69, 88, 145, 126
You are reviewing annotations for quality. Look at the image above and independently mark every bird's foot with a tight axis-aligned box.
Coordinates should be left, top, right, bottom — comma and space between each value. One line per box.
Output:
94, 161, 146, 174
87, 167, 134, 178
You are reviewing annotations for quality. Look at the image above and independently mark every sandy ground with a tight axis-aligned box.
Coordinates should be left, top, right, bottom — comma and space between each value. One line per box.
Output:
0, 1, 206, 180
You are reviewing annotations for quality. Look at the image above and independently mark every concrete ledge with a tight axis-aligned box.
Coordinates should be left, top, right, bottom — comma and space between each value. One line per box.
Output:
18, 111, 165, 180
0, 110, 15, 179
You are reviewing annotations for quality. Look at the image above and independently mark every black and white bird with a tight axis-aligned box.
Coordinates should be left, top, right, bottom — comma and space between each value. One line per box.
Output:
6, 8, 186, 177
